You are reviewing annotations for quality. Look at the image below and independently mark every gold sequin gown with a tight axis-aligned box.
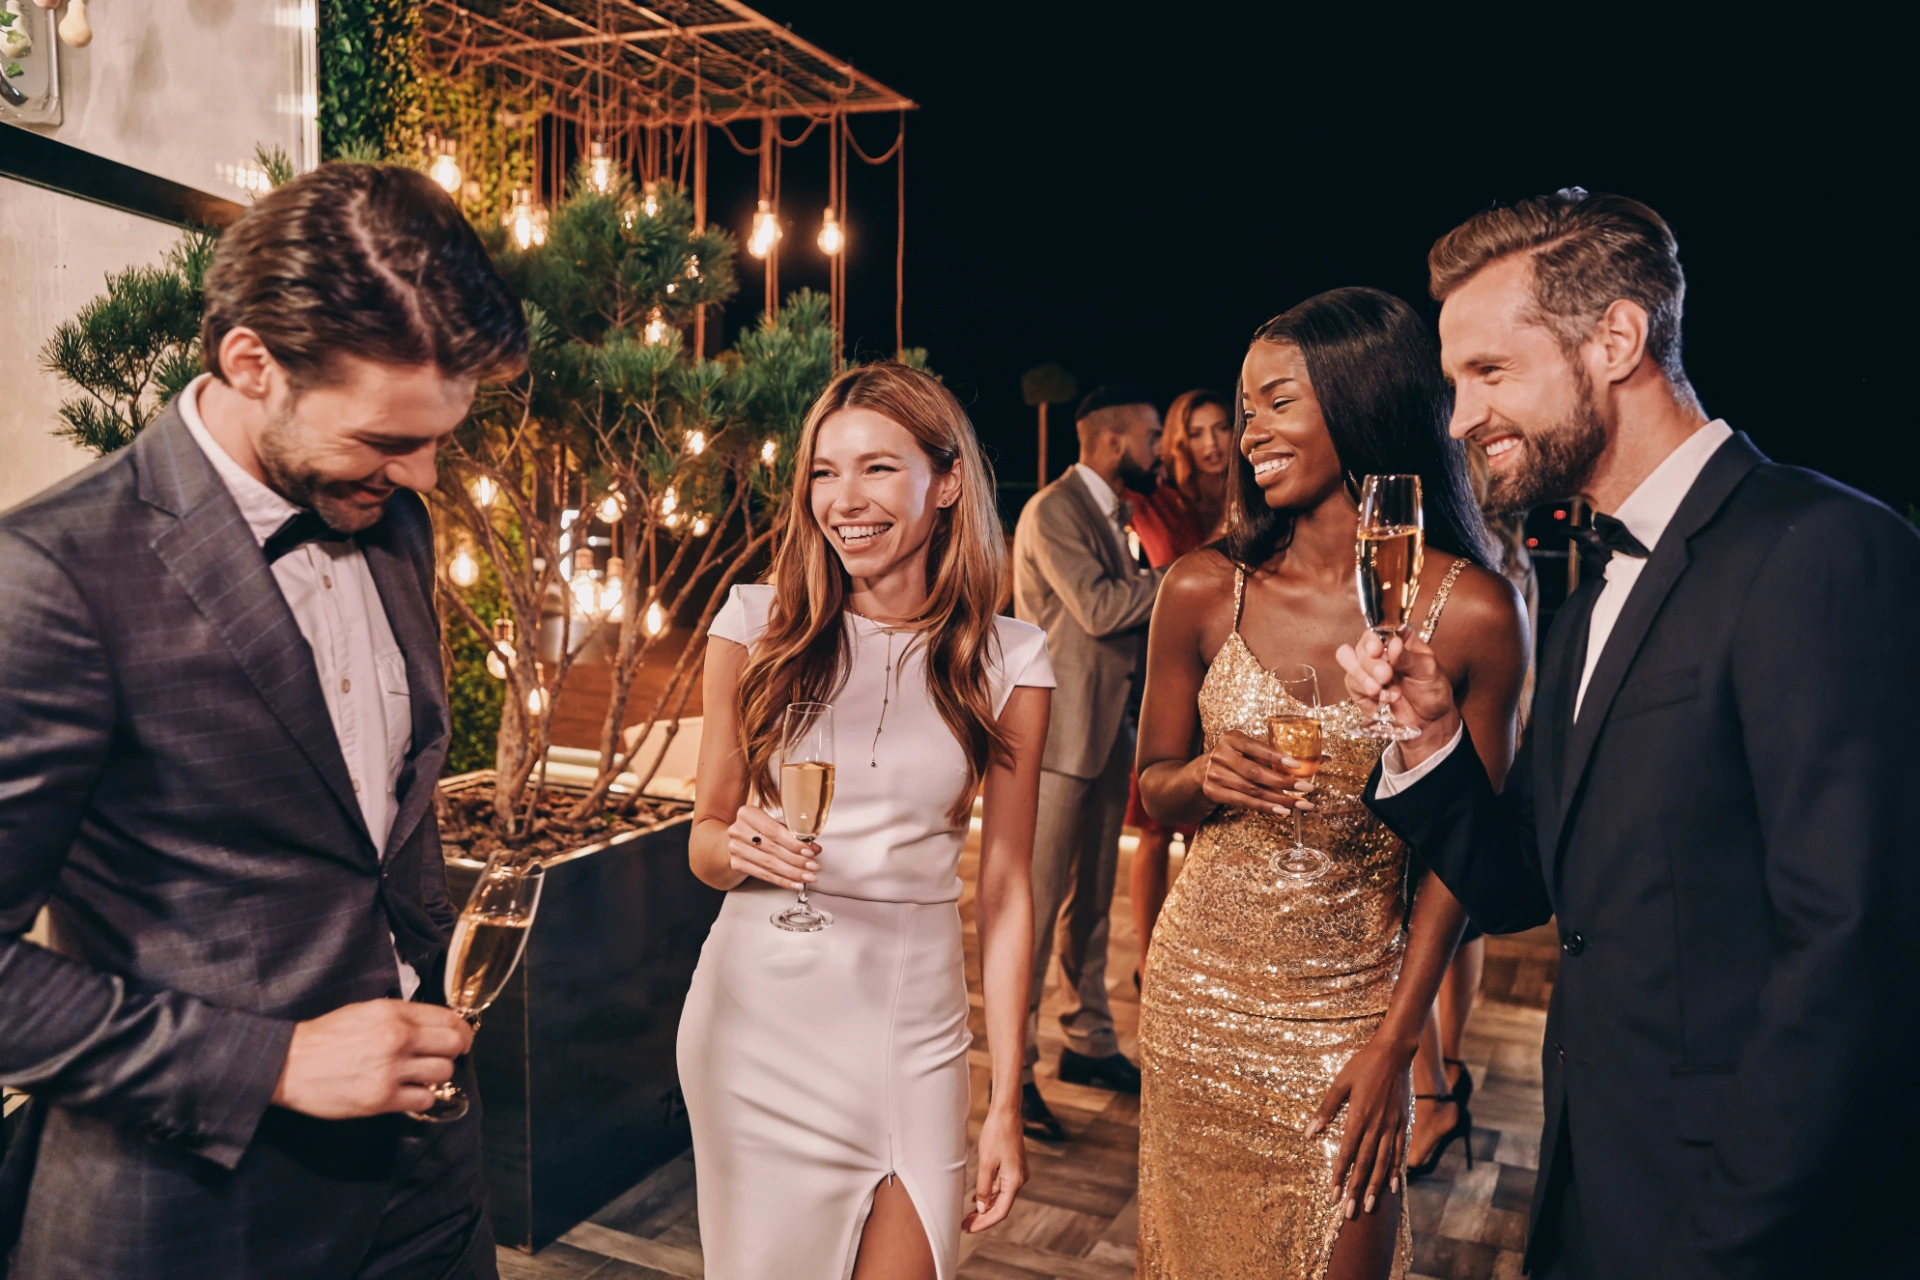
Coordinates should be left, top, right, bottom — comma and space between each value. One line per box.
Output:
1138, 563, 1463, 1278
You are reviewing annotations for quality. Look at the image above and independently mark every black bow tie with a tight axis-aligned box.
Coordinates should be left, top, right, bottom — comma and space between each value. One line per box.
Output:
1578, 511, 1651, 560
1115, 499, 1134, 528
263, 510, 352, 564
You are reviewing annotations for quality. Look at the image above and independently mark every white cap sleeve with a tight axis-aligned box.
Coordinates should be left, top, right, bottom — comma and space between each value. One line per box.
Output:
990, 616, 1056, 717
709, 583, 776, 649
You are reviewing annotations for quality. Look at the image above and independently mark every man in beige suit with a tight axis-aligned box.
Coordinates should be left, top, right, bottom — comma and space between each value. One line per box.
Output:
1011, 385, 1166, 1139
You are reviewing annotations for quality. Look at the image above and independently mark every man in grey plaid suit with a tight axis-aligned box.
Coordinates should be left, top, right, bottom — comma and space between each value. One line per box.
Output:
0, 164, 526, 1278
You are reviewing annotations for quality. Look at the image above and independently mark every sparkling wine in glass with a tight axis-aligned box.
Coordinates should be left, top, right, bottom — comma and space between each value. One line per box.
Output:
772, 702, 836, 932
1352, 474, 1425, 742
409, 849, 545, 1123
1267, 665, 1330, 881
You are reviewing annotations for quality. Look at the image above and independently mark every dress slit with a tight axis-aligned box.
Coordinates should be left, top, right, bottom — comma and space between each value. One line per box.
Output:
841, 1172, 943, 1280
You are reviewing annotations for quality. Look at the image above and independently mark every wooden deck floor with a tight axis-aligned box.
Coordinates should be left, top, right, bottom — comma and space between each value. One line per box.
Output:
501, 836, 1559, 1280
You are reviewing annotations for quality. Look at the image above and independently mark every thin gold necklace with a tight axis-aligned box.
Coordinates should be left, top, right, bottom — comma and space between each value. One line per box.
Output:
867, 622, 908, 768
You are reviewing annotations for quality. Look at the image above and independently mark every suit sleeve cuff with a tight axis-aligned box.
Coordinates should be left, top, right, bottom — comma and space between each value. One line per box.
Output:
182, 1011, 297, 1170
1372, 722, 1465, 799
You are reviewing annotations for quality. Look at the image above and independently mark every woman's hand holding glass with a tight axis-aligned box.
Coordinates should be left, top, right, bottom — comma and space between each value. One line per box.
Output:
1199, 730, 1316, 818
724, 804, 819, 892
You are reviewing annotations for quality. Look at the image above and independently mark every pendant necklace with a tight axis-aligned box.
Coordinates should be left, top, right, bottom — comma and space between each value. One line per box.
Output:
869, 625, 900, 767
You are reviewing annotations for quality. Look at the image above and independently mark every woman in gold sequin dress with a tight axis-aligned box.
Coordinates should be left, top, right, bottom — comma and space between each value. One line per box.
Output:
1135, 289, 1529, 1279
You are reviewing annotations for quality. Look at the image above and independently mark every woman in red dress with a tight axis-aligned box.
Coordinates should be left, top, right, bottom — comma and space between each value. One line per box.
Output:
1125, 388, 1233, 980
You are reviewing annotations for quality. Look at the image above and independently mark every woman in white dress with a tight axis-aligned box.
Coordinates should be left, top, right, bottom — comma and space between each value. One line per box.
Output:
679, 362, 1054, 1280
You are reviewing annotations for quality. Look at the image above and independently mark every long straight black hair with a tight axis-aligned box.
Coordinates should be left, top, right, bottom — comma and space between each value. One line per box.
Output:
1222, 286, 1497, 571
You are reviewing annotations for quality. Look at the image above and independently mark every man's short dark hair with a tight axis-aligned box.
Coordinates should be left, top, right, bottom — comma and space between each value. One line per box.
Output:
201, 162, 528, 389
1074, 384, 1155, 423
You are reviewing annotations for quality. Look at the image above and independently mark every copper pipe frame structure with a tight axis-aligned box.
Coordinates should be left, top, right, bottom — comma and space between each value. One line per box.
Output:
420, 1, 913, 354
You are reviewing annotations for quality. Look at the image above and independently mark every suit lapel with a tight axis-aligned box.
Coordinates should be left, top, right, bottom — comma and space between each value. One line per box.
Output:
1535, 579, 1600, 889
1550, 433, 1766, 856
1063, 469, 1130, 576
137, 408, 376, 856
359, 506, 450, 863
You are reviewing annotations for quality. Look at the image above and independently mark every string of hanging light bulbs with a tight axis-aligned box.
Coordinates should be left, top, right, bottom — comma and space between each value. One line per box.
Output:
431, 99, 900, 364
425, 103, 903, 411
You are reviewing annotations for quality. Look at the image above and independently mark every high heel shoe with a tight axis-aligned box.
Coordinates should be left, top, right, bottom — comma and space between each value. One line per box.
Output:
1443, 1058, 1474, 1109
1405, 1095, 1472, 1181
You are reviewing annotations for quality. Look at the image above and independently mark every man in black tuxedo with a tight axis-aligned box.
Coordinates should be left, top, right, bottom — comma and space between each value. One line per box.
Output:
0, 164, 527, 1278
1338, 190, 1918, 1278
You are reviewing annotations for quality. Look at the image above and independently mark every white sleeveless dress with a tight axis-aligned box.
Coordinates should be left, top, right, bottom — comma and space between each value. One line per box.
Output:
678, 584, 1055, 1280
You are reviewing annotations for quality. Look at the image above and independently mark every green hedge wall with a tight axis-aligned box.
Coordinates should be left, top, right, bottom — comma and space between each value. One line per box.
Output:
318, 0, 424, 160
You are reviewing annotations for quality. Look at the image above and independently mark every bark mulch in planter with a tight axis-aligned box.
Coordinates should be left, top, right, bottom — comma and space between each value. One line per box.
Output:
435, 784, 688, 864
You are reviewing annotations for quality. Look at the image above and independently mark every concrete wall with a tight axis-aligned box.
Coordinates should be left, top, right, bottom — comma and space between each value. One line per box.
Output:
1, 0, 318, 513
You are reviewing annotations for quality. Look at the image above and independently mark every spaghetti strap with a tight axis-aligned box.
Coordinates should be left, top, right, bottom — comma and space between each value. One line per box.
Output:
1230, 565, 1247, 633
1418, 557, 1469, 644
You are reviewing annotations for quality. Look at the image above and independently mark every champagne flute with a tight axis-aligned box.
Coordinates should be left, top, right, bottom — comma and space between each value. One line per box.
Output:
408, 849, 545, 1123
1267, 665, 1330, 881
771, 702, 836, 933
1351, 474, 1425, 742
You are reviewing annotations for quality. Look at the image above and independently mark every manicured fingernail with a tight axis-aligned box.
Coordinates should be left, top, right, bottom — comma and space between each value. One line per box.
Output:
1345, 1197, 1356, 1219
1304, 1119, 1321, 1138
802, 873, 817, 882
1272, 804, 1290, 816
1279, 756, 1298, 768
1391, 1174, 1400, 1193
1365, 1193, 1376, 1213
1297, 802, 1315, 812
806, 861, 819, 871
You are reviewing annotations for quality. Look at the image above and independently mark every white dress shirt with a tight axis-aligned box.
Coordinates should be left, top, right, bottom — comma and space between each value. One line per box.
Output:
1074, 461, 1147, 565
1377, 419, 1734, 796
1073, 462, 1124, 530
179, 375, 420, 997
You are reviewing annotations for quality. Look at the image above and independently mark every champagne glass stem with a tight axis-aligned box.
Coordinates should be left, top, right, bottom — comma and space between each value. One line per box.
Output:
1292, 807, 1303, 851
1377, 628, 1399, 731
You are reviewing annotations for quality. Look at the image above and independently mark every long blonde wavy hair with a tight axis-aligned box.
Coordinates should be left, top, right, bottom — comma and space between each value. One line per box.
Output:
736, 362, 1012, 826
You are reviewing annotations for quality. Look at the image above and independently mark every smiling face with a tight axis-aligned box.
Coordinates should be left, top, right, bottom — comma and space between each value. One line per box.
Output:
809, 406, 961, 581
1238, 341, 1346, 512
249, 349, 475, 532
1184, 401, 1233, 476
1439, 255, 1608, 511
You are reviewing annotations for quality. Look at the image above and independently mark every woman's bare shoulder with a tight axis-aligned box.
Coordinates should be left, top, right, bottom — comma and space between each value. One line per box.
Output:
1161, 545, 1237, 602
1431, 561, 1528, 661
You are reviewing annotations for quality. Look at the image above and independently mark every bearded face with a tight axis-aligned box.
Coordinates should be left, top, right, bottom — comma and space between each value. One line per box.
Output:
1478, 361, 1609, 513
255, 398, 399, 533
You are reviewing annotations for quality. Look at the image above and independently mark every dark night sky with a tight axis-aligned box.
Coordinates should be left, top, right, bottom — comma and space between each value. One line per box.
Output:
703, 5, 1915, 517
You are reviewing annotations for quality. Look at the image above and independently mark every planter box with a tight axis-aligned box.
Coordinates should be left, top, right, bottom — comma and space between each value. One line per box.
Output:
439, 773, 722, 1252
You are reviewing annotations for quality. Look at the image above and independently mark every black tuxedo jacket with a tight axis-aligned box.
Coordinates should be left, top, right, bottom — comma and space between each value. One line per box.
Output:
0, 405, 462, 1277
1368, 434, 1919, 1278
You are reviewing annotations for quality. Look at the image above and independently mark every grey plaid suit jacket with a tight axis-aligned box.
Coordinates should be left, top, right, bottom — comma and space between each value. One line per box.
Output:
0, 403, 460, 1277
1011, 469, 1164, 779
